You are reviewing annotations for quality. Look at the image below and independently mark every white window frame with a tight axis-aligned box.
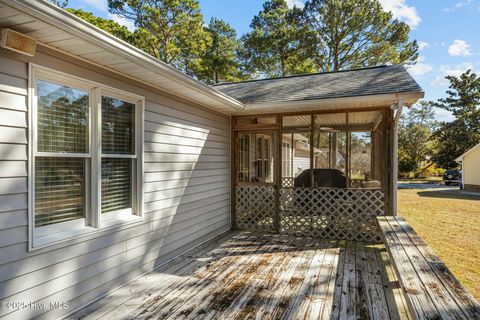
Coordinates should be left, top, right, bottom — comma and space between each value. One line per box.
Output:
28, 64, 144, 250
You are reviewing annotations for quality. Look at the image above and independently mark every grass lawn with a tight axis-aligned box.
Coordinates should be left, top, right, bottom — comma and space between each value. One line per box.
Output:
398, 188, 480, 301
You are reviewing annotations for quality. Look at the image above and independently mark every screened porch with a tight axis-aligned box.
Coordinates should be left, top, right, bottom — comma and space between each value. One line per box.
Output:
233, 108, 394, 242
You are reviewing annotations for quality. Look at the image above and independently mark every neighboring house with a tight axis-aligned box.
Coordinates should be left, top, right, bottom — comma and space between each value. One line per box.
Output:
0, 1, 431, 319
456, 143, 480, 191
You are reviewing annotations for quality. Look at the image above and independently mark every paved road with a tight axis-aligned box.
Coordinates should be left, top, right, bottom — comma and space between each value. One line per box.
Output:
398, 181, 456, 190
398, 181, 480, 198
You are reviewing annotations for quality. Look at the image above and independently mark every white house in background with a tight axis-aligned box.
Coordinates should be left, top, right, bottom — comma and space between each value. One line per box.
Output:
456, 143, 480, 191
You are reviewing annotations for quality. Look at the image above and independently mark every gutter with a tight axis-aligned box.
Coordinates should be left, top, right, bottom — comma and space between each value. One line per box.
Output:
4, 0, 245, 112
236, 92, 424, 115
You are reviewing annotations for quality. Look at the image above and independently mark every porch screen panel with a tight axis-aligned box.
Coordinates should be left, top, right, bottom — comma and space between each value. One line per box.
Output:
348, 111, 381, 188
235, 131, 275, 231
236, 132, 273, 183
34, 79, 89, 227
101, 96, 136, 214
282, 115, 311, 188
350, 132, 372, 182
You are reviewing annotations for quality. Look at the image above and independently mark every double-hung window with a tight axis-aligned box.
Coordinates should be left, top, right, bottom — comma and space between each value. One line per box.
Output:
29, 65, 144, 249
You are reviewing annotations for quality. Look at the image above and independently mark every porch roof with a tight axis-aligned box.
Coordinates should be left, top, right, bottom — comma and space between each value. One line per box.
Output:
214, 65, 423, 104
215, 65, 424, 115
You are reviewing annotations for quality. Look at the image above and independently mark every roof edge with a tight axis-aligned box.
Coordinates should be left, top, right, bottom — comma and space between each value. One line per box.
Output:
239, 90, 425, 105
4, 0, 245, 112
234, 91, 424, 115
455, 143, 480, 162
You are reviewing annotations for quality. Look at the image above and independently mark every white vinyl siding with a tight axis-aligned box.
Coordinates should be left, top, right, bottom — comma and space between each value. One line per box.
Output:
0, 47, 230, 320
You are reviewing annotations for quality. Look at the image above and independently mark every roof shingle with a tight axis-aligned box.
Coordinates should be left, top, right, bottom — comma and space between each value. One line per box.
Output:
213, 65, 423, 104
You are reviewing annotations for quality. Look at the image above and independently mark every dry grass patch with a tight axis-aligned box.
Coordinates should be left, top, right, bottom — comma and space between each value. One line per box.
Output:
398, 188, 480, 301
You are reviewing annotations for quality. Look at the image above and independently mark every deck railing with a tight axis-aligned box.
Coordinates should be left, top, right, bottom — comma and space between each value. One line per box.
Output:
235, 185, 385, 242
279, 187, 384, 242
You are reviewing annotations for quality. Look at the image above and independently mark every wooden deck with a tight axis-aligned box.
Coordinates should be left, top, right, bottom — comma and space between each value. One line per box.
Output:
379, 216, 480, 320
71, 231, 411, 320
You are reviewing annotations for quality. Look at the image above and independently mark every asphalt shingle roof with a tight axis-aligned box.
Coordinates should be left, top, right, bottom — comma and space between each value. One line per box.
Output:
213, 65, 423, 104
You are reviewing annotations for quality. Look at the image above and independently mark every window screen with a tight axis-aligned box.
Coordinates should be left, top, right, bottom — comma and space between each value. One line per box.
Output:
101, 95, 135, 214
102, 96, 135, 155
37, 80, 89, 153
102, 158, 132, 213
35, 158, 85, 227
35, 79, 89, 227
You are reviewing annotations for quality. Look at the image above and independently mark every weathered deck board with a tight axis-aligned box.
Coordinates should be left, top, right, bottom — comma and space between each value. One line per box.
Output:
70, 231, 410, 320
378, 216, 480, 320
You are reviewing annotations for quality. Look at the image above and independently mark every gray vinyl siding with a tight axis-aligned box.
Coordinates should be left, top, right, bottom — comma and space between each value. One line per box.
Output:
0, 48, 231, 320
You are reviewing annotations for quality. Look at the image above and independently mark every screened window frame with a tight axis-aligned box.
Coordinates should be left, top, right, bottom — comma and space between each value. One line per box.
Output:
28, 64, 144, 251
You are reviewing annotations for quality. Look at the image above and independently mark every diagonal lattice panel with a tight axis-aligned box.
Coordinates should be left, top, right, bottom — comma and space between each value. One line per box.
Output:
235, 185, 275, 231
279, 187, 385, 242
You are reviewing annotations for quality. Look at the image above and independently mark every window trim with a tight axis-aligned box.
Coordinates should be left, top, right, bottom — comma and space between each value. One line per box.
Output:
28, 64, 144, 251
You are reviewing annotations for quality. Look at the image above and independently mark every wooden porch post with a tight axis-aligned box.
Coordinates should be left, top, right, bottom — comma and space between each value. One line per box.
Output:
275, 115, 282, 233
385, 108, 394, 215
392, 100, 404, 216
230, 117, 237, 229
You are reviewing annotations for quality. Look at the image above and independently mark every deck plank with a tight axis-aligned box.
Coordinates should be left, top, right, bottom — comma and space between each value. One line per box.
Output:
124, 233, 269, 319
71, 231, 240, 320
209, 235, 299, 319
387, 218, 468, 320
70, 231, 412, 320
395, 217, 480, 319
365, 244, 390, 320
376, 245, 412, 320
330, 240, 347, 320
253, 237, 315, 319
339, 240, 357, 320
311, 240, 340, 320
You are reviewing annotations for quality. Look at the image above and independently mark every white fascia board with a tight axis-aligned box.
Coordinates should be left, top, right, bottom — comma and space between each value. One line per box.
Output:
236, 92, 424, 115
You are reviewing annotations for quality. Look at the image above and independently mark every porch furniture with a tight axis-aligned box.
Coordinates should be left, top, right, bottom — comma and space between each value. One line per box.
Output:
378, 216, 480, 320
293, 168, 347, 188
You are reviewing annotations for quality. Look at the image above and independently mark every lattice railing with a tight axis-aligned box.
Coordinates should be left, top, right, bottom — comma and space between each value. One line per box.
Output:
235, 185, 275, 231
279, 188, 384, 242
281, 177, 295, 188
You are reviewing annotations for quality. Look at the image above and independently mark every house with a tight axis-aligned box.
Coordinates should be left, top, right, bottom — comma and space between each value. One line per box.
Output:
456, 143, 480, 191
1, 1, 479, 320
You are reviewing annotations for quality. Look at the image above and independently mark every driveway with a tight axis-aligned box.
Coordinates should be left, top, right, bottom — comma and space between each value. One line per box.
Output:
398, 180, 480, 198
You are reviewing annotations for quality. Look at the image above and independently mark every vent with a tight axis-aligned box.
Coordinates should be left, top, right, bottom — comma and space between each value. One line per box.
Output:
0, 28, 36, 56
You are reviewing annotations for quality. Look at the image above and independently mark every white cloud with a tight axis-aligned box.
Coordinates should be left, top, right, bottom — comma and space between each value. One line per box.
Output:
286, 0, 305, 8
78, 0, 107, 12
448, 39, 472, 56
444, 0, 472, 12
408, 63, 433, 76
108, 13, 136, 31
378, 0, 421, 28
431, 63, 474, 87
418, 41, 429, 51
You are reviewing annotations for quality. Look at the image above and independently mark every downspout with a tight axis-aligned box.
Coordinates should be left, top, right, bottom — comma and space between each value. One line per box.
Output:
392, 99, 404, 215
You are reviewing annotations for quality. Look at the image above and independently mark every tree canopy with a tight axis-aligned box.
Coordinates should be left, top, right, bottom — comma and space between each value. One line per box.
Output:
398, 101, 437, 176
58, 0, 419, 83
303, 0, 418, 71
67, 9, 137, 45
240, 0, 315, 77
107, 0, 208, 76
431, 70, 480, 169
198, 18, 245, 84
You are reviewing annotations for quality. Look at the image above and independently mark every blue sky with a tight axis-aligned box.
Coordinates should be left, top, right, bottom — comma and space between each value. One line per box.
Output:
67, 0, 480, 121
